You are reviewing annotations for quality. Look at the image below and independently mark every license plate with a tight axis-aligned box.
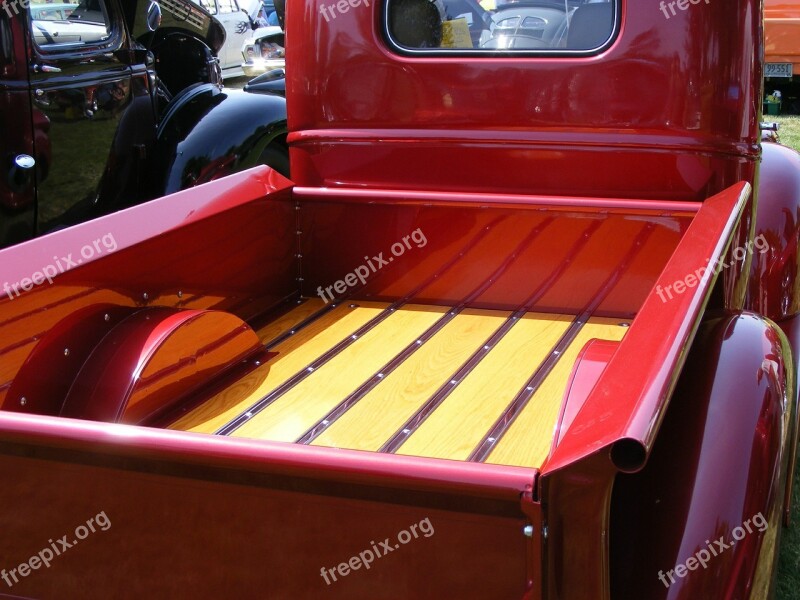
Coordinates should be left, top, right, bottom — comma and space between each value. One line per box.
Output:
765, 63, 793, 78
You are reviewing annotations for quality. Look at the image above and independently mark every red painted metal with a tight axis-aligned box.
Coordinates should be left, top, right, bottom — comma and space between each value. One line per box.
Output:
0, 168, 296, 404
553, 339, 621, 452
0, 0, 796, 595
0, 410, 537, 498
543, 181, 752, 475
286, 0, 762, 200
748, 142, 800, 322
5, 304, 134, 416
778, 312, 800, 525
608, 313, 794, 600
0, 403, 538, 596
298, 190, 690, 315
60, 308, 263, 424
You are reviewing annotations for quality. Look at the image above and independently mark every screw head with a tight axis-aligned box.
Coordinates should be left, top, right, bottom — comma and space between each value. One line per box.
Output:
523, 525, 534, 537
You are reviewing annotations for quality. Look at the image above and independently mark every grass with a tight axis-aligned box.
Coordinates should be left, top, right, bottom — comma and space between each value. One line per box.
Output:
775, 117, 800, 600
774, 115, 800, 151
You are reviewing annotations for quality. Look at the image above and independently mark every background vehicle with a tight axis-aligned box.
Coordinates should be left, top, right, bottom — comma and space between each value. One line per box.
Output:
241, 23, 283, 77
0, 0, 798, 598
191, 0, 276, 77
765, 0, 800, 112
29, 3, 77, 20
0, 0, 288, 247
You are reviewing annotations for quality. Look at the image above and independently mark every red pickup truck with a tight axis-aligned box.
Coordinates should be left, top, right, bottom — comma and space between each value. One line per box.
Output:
0, 0, 798, 598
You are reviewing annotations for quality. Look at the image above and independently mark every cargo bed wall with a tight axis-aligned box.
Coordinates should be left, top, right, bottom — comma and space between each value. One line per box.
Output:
294, 187, 696, 315
0, 418, 533, 598
0, 170, 297, 411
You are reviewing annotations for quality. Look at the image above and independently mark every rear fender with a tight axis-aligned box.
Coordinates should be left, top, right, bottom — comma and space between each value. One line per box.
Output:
748, 142, 800, 321
153, 84, 287, 195
778, 312, 800, 525
609, 312, 795, 599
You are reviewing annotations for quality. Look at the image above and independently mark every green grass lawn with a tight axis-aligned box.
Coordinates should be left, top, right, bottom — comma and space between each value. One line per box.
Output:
775, 115, 800, 600
774, 115, 800, 152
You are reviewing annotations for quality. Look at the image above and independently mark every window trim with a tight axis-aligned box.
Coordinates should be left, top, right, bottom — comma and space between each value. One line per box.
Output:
382, 0, 621, 58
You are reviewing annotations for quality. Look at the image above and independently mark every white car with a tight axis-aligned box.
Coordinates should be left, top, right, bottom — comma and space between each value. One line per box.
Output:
191, 0, 273, 78
241, 25, 284, 78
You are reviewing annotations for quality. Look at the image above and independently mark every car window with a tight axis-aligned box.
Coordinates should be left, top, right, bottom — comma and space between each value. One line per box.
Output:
385, 0, 618, 54
218, 0, 239, 14
30, 5, 76, 20
195, 0, 218, 14
30, 0, 112, 48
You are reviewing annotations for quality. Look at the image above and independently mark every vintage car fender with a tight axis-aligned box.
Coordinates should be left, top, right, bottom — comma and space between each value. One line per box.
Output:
748, 141, 800, 322
243, 68, 287, 96
153, 83, 288, 195
607, 312, 796, 599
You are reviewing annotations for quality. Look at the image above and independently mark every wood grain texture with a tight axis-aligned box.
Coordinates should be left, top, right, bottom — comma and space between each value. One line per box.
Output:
169, 301, 629, 471
486, 316, 630, 468
255, 298, 327, 344
312, 308, 510, 452
231, 304, 448, 442
395, 312, 573, 461
167, 301, 389, 433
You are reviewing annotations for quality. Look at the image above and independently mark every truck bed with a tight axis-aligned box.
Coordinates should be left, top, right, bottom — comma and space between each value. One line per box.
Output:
167, 297, 629, 468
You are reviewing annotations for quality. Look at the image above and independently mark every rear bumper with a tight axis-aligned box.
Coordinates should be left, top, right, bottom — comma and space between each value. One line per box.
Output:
242, 58, 286, 78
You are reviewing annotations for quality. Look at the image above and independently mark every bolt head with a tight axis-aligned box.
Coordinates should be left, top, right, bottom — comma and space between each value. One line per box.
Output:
523, 525, 534, 537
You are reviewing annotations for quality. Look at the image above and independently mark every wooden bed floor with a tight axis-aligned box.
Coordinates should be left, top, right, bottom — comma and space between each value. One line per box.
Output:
168, 298, 629, 469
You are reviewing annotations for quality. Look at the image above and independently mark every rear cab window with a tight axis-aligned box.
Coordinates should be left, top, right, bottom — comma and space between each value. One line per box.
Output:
385, 0, 618, 54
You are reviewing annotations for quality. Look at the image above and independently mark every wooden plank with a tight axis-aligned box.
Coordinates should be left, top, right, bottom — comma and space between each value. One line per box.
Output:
395, 312, 573, 461
486, 316, 630, 468
167, 301, 389, 433
311, 308, 510, 452
255, 298, 328, 344
231, 304, 449, 443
